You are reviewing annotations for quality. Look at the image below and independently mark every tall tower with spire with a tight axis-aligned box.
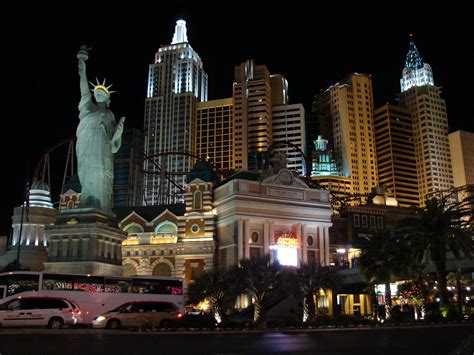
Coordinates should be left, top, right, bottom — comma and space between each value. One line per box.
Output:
400, 35, 434, 92
399, 36, 453, 203
144, 20, 208, 205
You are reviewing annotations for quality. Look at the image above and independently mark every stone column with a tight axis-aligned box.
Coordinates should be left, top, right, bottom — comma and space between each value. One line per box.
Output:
301, 224, 308, 264
72, 239, 79, 257
295, 223, 302, 267
115, 244, 122, 262
62, 239, 69, 258
318, 225, 325, 266
82, 237, 89, 258
237, 219, 243, 262
244, 219, 250, 259
25, 226, 31, 246
263, 221, 269, 255
51, 239, 59, 256
324, 225, 330, 266
269, 221, 275, 262
97, 238, 103, 259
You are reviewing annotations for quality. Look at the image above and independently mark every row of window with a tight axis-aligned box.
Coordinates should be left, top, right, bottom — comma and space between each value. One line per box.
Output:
353, 214, 384, 229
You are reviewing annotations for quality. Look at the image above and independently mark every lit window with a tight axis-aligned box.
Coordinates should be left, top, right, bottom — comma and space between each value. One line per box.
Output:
193, 190, 202, 210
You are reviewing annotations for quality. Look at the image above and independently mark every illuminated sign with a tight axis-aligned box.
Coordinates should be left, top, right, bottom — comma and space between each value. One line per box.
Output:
276, 233, 298, 248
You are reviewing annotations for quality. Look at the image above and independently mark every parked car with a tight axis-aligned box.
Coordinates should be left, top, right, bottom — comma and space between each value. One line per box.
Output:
92, 301, 182, 329
0, 296, 81, 328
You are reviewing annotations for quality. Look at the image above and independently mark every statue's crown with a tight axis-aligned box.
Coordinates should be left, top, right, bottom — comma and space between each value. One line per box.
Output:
90, 78, 115, 95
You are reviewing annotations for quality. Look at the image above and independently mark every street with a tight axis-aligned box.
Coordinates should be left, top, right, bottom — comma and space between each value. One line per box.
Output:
0, 324, 472, 354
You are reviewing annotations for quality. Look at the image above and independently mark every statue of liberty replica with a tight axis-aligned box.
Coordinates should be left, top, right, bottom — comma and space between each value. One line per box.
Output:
77, 46, 125, 215
44, 46, 127, 276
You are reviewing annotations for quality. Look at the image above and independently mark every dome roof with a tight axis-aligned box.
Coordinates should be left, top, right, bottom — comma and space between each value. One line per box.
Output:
28, 180, 54, 209
30, 180, 50, 192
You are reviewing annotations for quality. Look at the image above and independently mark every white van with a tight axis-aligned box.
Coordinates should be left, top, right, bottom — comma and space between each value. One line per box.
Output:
0, 296, 81, 328
92, 301, 182, 329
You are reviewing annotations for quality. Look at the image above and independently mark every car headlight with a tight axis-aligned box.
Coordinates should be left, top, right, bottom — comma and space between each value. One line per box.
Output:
95, 316, 106, 322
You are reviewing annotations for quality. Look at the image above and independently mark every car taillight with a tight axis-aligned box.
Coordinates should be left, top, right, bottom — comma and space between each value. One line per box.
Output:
177, 313, 182, 318
70, 309, 81, 316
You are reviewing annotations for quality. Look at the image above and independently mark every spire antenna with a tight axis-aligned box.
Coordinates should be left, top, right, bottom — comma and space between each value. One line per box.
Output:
171, 19, 189, 44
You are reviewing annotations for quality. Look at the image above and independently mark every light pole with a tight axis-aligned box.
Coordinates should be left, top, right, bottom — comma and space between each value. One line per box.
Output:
15, 173, 29, 271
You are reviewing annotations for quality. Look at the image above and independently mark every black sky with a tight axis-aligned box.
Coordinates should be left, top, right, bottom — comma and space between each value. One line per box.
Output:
1, 1, 473, 235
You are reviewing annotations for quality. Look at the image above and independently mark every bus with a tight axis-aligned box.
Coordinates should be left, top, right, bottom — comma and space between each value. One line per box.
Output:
0, 271, 184, 324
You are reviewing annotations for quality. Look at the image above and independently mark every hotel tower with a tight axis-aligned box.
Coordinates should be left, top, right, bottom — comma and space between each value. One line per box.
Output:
399, 37, 453, 203
143, 20, 208, 205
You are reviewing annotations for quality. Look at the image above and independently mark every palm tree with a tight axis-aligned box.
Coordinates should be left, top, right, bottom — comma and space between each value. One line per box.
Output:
295, 263, 339, 322
399, 192, 474, 306
359, 229, 411, 319
234, 253, 284, 325
186, 269, 234, 323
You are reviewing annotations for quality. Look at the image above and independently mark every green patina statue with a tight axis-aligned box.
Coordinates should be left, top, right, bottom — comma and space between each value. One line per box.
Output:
76, 46, 125, 214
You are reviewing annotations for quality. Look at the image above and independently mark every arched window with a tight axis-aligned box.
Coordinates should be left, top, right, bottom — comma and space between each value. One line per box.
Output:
155, 221, 178, 235
193, 190, 202, 210
124, 223, 144, 235
153, 262, 172, 276
67, 200, 75, 210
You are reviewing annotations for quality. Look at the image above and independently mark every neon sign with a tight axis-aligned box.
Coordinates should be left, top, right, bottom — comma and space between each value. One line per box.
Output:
276, 233, 298, 248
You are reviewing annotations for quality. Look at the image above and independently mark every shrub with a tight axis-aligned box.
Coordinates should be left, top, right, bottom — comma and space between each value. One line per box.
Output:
440, 304, 461, 321
387, 305, 415, 324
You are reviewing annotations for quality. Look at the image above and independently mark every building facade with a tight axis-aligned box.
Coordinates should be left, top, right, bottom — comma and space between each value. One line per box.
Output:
272, 103, 306, 175
448, 130, 474, 187
118, 161, 217, 286
114, 128, 144, 207
0, 181, 57, 271
312, 73, 378, 198
196, 98, 234, 173
310, 135, 352, 208
118, 160, 333, 287
374, 104, 419, 207
214, 167, 332, 269
233, 60, 274, 171
143, 20, 208, 205
399, 38, 453, 202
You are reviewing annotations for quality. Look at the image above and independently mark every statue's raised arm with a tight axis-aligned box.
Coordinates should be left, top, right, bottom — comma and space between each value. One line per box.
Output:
77, 46, 90, 98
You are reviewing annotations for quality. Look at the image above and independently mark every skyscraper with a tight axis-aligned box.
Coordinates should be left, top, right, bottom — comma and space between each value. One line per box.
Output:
399, 37, 453, 202
233, 60, 273, 171
312, 73, 378, 198
374, 104, 419, 207
232, 60, 305, 173
143, 20, 208, 205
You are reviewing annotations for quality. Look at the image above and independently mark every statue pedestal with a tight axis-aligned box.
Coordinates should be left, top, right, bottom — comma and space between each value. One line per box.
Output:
44, 208, 127, 276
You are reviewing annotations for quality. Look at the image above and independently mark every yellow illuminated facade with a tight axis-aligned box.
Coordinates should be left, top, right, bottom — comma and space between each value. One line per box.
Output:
374, 104, 419, 207
448, 130, 474, 187
196, 98, 234, 172
312, 73, 378, 199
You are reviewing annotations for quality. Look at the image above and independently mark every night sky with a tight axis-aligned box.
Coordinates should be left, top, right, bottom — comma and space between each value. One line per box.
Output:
1, 1, 473, 236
